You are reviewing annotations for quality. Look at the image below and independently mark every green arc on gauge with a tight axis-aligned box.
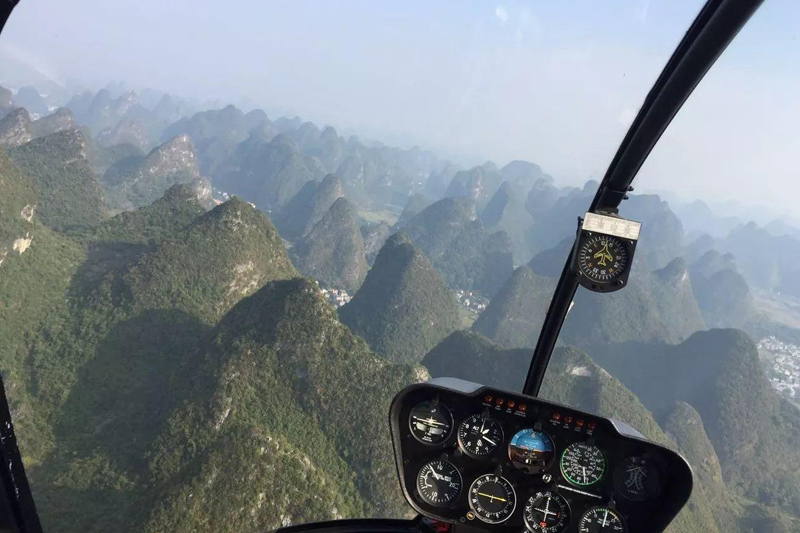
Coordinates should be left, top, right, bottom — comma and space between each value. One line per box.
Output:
559, 444, 607, 487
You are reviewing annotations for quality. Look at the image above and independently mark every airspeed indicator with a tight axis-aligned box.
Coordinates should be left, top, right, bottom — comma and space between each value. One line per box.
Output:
560, 443, 606, 487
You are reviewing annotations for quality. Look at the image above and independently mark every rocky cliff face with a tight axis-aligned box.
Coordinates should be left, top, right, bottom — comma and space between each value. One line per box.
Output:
141, 134, 200, 178
0, 151, 37, 269
0, 108, 33, 148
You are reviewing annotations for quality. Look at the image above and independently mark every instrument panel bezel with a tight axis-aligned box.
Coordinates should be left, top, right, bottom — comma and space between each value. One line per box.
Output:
389, 380, 693, 533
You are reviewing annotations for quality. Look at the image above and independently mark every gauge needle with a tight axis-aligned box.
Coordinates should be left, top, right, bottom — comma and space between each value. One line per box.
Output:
482, 435, 497, 446
477, 492, 506, 503
582, 467, 587, 484
542, 497, 553, 519
602, 509, 608, 527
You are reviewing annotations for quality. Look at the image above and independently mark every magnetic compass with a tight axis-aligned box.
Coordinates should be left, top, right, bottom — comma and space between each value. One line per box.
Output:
572, 212, 640, 293
577, 235, 628, 284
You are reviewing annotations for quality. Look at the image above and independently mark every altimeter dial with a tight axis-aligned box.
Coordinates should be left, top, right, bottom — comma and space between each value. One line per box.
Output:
416, 460, 462, 506
458, 413, 504, 458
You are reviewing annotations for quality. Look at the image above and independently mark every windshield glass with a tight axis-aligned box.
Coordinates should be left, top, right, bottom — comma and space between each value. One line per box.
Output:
4, 0, 790, 532
539, 1, 800, 531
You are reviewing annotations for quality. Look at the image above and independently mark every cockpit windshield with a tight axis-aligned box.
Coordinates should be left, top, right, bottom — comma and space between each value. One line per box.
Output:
0, 0, 798, 532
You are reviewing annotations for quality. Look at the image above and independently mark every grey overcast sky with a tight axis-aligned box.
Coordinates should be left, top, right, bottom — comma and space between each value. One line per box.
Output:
1, 0, 799, 214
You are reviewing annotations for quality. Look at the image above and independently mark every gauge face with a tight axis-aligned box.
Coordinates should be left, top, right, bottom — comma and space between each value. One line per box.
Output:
523, 491, 571, 533
458, 413, 504, 458
416, 460, 462, 507
508, 429, 555, 474
468, 474, 517, 524
578, 507, 626, 533
560, 443, 607, 487
613, 456, 661, 502
409, 400, 453, 445
577, 235, 629, 284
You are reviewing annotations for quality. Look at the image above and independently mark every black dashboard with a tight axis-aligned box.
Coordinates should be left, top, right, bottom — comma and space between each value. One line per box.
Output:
389, 378, 692, 533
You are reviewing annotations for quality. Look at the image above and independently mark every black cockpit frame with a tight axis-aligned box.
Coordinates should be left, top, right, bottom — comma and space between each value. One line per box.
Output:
0, 0, 769, 531
522, 0, 765, 397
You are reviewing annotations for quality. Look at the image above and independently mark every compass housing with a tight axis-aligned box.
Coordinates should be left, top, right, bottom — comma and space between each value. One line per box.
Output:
571, 212, 640, 293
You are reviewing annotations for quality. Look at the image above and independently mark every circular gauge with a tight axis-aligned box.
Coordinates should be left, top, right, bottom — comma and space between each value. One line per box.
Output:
458, 413, 504, 458
577, 235, 629, 284
468, 474, 517, 524
409, 400, 453, 445
416, 460, 462, 507
578, 507, 626, 533
560, 443, 606, 487
508, 429, 555, 474
613, 456, 661, 502
523, 491, 571, 533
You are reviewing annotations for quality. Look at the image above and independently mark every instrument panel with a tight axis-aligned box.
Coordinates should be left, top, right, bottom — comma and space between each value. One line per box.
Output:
390, 379, 692, 533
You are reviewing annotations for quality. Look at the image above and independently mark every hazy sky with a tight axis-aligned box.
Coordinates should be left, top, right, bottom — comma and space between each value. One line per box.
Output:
1, 0, 799, 213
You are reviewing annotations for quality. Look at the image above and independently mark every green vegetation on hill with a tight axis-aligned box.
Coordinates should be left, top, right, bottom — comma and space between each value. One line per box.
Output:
402, 197, 514, 295
561, 260, 706, 348
217, 133, 326, 211
589, 329, 800, 519
8, 130, 106, 228
121, 198, 296, 322
5, 191, 301, 533
0, 150, 37, 263
85, 141, 144, 177
0, 217, 86, 464
480, 181, 535, 264
291, 197, 367, 291
394, 193, 431, 229
75, 182, 210, 247
662, 401, 741, 532
422, 330, 532, 390
339, 233, 460, 363
689, 251, 756, 328
472, 266, 555, 348
162, 105, 272, 175
141, 278, 424, 531
101, 134, 201, 210
275, 174, 343, 240
361, 221, 392, 265
620, 194, 685, 269
31, 108, 77, 139
541, 347, 670, 444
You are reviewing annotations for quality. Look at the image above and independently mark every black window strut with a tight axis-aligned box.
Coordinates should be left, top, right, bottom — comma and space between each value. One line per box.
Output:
522, 0, 766, 397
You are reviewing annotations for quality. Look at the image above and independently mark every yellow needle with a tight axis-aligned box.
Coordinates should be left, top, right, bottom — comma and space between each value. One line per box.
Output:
477, 492, 507, 502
